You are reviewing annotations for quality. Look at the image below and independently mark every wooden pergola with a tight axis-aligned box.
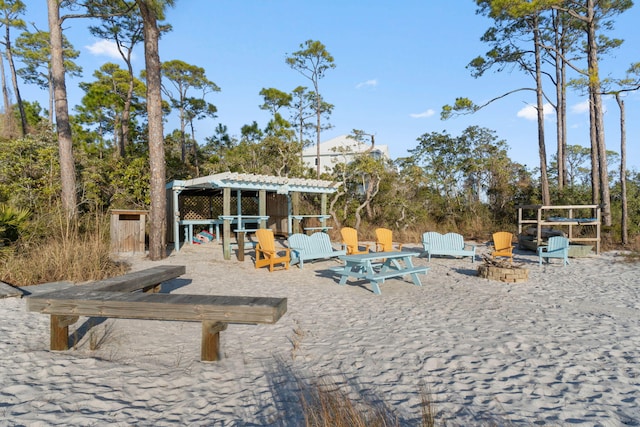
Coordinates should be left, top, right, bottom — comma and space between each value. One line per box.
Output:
166, 172, 340, 259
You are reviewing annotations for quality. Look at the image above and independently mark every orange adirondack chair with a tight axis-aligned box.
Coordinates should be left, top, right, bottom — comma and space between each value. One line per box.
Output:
255, 229, 290, 271
375, 228, 403, 252
340, 227, 370, 255
491, 231, 514, 263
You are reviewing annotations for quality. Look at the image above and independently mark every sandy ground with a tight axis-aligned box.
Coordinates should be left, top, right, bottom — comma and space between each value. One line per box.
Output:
1, 239, 639, 426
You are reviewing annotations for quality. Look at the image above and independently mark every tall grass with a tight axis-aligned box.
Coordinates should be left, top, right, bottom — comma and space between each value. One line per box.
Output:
296, 375, 440, 427
299, 376, 402, 427
0, 210, 128, 287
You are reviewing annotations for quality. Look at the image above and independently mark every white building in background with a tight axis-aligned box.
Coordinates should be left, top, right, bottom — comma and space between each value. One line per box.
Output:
302, 134, 390, 173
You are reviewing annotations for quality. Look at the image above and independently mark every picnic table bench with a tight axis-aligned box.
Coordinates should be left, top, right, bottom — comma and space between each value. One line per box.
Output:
26, 265, 287, 362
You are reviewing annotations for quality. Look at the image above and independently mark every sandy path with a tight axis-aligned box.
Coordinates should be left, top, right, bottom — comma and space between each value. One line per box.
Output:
1, 242, 639, 425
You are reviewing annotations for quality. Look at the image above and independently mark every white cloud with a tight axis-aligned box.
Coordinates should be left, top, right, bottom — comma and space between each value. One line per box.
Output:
86, 39, 131, 60
355, 79, 378, 89
570, 99, 608, 115
410, 109, 435, 119
516, 102, 554, 120
571, 100, 590, 114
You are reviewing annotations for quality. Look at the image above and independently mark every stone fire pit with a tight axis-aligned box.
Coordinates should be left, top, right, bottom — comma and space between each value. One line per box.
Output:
477, 256, 528, 283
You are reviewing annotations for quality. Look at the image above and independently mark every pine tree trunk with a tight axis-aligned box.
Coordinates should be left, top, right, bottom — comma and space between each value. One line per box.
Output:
5, 26, 27, 136
615, 94, 627, 245
586, 0, 611, 226
138, 0, 167, 260
589, 93, 599, 206
533, 17, 550, 205
0, 54, 12, 137
47, 0, 77, 219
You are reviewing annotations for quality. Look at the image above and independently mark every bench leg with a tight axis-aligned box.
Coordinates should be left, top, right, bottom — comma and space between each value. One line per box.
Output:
142, 283, 161, 293
50, 315, 79, 351
409, 272, 424, 287
201, 321, 228, 362
369, 280, 382, 295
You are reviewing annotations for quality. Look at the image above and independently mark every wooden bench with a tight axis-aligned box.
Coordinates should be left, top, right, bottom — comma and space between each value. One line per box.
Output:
421, 232, 477, 262
288, 232, 346, 269
25, 265, 287, 362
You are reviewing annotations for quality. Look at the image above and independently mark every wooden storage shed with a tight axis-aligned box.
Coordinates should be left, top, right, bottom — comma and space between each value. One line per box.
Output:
110, 209, 148, 254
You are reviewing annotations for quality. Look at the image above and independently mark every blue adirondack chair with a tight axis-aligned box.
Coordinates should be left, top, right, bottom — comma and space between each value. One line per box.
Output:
538, 236, 570, 266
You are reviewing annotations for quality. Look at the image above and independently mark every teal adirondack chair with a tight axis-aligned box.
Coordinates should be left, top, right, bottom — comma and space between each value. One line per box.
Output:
538, 236, 570, 266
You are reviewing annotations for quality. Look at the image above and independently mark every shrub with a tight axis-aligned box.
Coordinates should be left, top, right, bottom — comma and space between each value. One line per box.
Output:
0, 209, 128, 287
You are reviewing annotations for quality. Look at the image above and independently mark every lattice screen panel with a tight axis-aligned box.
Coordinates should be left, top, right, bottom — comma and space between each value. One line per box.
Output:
179, 195, 211, 220
179, 195, 259, 219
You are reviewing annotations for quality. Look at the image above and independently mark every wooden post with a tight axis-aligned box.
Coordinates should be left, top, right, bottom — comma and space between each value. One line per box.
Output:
259, 190, 266, 229
321, 193, 328, 229
201, 321, 227, 362
50, 314, 78, 351
536, 206, 543, 247
237, 231, 245, 261
291, 192, 300, 234
223, 187, 231, 260
235, 188, 245, 261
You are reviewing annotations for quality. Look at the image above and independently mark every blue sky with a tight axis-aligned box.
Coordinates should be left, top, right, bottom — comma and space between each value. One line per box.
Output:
21, 1, 640, 171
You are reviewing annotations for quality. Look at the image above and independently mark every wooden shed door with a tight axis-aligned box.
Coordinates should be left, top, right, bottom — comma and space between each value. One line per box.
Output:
266, 194, 288, 236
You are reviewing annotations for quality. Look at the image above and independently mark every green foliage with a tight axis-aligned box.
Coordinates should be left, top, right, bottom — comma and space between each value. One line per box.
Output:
75, 62, 147, 147
408, 126, 531, 226
87, 0, 144, 60
286, 40, 336, 81
289, 86, 317, 148
610, 170, 640, 239
199, 131, 305, 177
259, 87, 293, 115
108, 156, 151, 209
19, 100, 47, 130
0, 204, 30, 244
161, 59, 220, 166
15, 29, 82, 90
441, 97, 478, 120
161, 60, 220, 114
0, 127, 152, 215
0, 133, 60, 212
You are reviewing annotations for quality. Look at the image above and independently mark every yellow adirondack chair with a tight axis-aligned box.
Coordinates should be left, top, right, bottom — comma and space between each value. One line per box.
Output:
491, 231, 514, 263
340, 227, 370, 255
255, 229, 290, 271
375, 228, 403, 252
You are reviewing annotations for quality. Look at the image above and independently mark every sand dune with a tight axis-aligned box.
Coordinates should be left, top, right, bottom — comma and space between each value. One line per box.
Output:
1, 241, 639, 425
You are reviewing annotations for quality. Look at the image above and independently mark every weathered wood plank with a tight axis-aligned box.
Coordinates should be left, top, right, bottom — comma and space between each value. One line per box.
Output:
27, 293, 287, 324
26, 265, 186, 300
90, 265, 186, 292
